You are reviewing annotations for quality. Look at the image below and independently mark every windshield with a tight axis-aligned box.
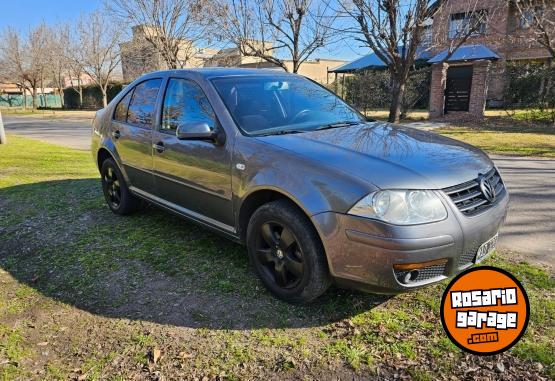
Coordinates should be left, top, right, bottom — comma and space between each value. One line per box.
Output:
212, 75, 364, 136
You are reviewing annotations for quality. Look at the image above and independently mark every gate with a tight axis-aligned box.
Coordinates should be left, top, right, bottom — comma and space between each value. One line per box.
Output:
444, 66, 473, 112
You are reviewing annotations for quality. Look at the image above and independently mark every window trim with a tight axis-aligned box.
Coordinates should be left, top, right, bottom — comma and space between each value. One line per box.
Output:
158, 76, 219, 136
112, 78, 163, 129
112, 87, 135, 123
448, 10, 488, 40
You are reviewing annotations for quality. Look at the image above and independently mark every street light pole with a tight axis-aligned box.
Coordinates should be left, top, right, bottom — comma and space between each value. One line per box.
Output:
0, 110, 6, 144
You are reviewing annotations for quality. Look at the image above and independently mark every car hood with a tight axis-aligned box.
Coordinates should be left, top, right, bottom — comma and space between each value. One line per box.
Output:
255, 122, 493, 189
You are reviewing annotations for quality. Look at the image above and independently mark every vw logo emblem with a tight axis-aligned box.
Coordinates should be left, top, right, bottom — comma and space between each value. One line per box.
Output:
479, 176, 496, 203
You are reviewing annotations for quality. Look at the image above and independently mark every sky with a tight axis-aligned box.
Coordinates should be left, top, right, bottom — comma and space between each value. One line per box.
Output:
0, 0, 368, 62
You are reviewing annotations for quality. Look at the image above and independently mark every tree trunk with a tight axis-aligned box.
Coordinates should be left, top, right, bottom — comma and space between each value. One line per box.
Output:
59, 88, 65, 108
40, 78, 46, 108
21, 85, 27, 110
78, 78, 83, 109
388, 77, 405, 123
0, 110, 7, 144
101, 88, 108, 108
32, 87, 37, 110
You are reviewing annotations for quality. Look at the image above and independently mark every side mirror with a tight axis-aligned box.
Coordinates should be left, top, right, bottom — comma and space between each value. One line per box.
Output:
176, 122, 216, 141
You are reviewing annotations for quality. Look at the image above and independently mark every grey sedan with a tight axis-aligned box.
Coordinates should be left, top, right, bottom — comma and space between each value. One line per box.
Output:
92, 68, 508, 303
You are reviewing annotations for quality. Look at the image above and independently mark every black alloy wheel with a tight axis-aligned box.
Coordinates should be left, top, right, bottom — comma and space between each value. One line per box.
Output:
247, 199, 331, 303
100, 158, 142, 215
255, 221, 305, 289
103, 166, 122, 209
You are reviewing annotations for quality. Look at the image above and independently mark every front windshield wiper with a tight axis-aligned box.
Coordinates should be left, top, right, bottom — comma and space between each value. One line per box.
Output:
254, 129, 307, 137
254, 120, 363, 136
315, 120, 361, 131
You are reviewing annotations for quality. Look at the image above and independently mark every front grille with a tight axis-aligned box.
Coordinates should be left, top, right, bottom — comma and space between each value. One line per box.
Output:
442, 167, 504, 216
395, 262, 447, 285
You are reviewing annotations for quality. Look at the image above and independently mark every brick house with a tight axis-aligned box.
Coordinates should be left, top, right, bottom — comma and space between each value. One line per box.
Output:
428, 0, 554, 118
120, 25, 219, 82
121, 26, 346, 85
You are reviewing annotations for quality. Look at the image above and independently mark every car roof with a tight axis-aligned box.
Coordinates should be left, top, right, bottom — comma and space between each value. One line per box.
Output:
147, 67, 300, 79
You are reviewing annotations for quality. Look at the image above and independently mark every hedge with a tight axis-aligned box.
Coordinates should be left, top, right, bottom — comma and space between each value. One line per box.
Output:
341, 67, 431, 115
64, 83, 124, 109
503, 61, 555, 123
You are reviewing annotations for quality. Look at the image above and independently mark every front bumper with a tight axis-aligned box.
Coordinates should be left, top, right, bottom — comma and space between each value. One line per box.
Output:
312, 188, 509, 293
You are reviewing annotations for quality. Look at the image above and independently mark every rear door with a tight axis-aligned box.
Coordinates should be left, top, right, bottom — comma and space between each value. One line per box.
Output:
151, 77, 234, 229
111, 78, 163, 193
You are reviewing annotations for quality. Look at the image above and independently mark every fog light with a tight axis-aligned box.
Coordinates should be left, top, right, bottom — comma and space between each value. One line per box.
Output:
403, 269, 420, 283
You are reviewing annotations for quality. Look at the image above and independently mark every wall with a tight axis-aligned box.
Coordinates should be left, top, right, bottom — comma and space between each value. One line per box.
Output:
285, 59, 347, 84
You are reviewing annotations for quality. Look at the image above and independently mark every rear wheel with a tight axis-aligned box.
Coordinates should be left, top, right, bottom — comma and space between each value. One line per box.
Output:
247, 200, 331, 303
100, 158, 141, 215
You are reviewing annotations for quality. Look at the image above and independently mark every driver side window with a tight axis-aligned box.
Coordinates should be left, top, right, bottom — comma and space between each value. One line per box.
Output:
161, 78, 216, 133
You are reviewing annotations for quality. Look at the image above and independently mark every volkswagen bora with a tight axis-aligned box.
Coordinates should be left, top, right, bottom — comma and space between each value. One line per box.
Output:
92, 68, 509, 303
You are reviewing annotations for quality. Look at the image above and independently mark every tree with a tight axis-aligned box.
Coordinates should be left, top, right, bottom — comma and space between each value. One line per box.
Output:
46, 25, 71, 108
337, 0, 497, 122
73, 11, 121, 107
65, 25, 87, 109
108, 0, 213, 69
513, 0, 554, 118
513, 0, 555, 59
0, 25, 49, 109
217, 0, 338, 73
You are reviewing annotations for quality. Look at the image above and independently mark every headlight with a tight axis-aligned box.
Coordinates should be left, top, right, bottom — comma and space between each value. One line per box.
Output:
348, 190, 447, 225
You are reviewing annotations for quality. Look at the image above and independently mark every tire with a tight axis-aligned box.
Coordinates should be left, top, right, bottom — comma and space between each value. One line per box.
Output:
246, 199, 331, 303
100, 158, 141, 215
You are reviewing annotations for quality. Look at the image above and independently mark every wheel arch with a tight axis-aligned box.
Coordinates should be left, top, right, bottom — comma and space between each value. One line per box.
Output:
97, 147, 114, 170
238, 188, 315, 242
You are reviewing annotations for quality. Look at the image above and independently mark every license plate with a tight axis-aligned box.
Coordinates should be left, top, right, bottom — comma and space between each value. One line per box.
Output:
475, 234, 498, 263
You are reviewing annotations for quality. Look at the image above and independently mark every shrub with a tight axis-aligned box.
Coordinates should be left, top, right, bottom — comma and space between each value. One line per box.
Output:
504, 61, 555, 123
341, 67, 431, 116
63, 83, 124, 109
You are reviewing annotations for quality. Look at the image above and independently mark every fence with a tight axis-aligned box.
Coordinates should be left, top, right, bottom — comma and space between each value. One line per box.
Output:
0, 83, 124, 110
0, 93, 62, 108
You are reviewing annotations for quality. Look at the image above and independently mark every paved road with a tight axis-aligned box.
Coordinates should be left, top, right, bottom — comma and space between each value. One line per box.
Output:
3, 114, 554, 267
493, 155, 554, 267
3, 113, 94, 150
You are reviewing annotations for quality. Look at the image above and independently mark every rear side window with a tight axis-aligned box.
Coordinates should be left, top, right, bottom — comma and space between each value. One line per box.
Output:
161, 78, 216, 133
126, 79, 162, 128
113, 90, 133, 122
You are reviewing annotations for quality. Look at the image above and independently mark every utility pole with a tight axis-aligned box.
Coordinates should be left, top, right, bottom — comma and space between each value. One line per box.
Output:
0, 110, 6, 144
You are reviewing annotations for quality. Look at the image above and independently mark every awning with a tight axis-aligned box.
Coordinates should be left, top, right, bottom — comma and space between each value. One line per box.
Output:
427, 44, 500, 63
329, 46, 432, 74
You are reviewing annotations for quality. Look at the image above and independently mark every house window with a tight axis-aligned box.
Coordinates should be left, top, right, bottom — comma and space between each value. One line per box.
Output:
421, 25, 433, 46
449, 10, 488, 39
519, 6, 543, 29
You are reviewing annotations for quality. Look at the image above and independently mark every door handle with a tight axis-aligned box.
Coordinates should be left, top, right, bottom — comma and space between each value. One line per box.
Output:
112, 130, 121, 139
153, 142, 165, 153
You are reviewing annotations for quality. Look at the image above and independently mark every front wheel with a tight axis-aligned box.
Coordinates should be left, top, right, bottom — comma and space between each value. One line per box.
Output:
100, 158, 141, 215
246, 200, 331, 303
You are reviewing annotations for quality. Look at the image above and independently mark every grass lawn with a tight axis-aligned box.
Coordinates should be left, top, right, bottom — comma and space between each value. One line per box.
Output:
1, 136, 554, 380
365, 109, 429, 121
435, 118, 555, 157
365, 108, 555, 157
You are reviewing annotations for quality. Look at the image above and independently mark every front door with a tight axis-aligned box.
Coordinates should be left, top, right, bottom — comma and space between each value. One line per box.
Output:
445, 66, 473, 113
152, 77, 234, 229
111, 78, 162, 193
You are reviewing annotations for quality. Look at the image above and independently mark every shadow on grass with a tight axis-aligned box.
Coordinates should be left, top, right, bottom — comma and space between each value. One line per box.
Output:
0, 179, 390, 330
